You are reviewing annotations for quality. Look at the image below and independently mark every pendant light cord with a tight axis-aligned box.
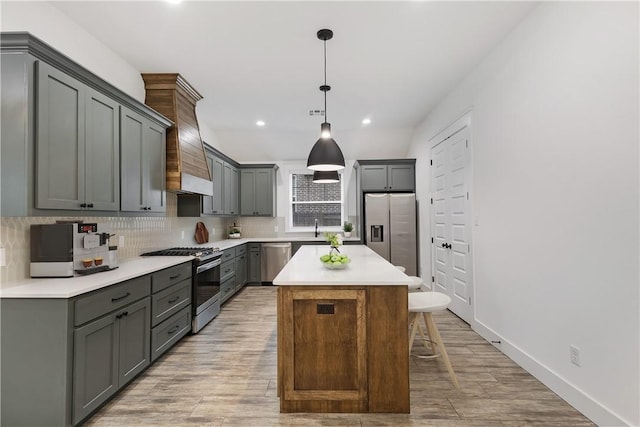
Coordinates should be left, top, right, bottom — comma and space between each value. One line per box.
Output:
324, 38, 328, 123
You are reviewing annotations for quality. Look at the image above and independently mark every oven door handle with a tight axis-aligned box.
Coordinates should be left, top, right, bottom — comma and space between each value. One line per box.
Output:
196, 258, 222, 274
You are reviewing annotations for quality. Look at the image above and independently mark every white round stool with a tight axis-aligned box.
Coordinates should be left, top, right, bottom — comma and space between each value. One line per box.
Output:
408, 291, 459, 388
407, 276, 423, 292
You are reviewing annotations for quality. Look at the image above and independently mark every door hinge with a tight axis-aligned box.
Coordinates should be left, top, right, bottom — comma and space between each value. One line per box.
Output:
430, 159, 433, 165
430, 198, 433, 205
431, 237, 434, 244
467, 192, 469, 200
466, 139, 469, 148
468, 296, 472, 305
468, 244, 470, 253
431, 276, 435, 283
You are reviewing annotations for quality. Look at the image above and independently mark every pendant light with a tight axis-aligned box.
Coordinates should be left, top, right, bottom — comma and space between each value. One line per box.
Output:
307, 28, 345, 172
312, 170, 340, 183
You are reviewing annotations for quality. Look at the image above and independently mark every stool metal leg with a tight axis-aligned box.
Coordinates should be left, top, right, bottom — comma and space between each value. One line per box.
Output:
423, 312, 459, 389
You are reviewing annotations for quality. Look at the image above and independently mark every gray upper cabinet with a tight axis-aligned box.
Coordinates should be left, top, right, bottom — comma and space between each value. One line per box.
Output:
35, 61, 120, 211
0, 32, 172, 216
120, 106, 166, 213
211, 154, 224, 214
359, 161, 415, 192
224, 163, 239, 215
240, 166, 277, 216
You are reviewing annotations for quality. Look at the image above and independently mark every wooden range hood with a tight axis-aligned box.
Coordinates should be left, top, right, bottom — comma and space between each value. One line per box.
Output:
141, 73, 213, 195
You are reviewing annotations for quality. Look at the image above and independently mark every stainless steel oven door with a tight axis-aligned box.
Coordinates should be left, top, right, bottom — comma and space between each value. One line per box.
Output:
194, 258, 221, 315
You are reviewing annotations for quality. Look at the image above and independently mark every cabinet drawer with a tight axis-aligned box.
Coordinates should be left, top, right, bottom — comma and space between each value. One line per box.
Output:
222, 247, 236, 262
75, 276, 150, 326
221, 259, 235, 282
151, 306, 191, 362
151, 278, 191, 327
220, 276, 236, 304
235, 244, 247, 256
151, 263, 192, 293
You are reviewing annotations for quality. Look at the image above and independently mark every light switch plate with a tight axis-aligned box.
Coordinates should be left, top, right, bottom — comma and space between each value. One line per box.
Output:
118, 235, 125, 248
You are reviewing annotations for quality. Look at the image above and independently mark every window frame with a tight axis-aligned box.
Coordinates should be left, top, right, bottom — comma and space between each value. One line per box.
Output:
287, 169, 345, 233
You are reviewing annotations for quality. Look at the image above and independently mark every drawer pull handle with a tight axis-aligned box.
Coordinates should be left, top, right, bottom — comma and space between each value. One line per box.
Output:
116, 311, 129, 319
111, 292, 131, 302
169, 274, 181, 280
168, 325, 180, 335
168, 296, 180, 304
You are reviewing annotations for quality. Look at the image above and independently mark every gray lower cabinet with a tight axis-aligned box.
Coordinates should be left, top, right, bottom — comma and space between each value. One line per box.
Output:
73, 296, 151, 424
120, 105, 167, 213
248, 243, 262, 283
235, 245, 248, 290
240, 166, 278, 216
0, 261, 192, 426
36, 60, 120, 211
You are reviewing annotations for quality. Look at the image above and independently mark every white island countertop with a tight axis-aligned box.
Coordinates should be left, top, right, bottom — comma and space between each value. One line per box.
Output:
0, 256, 193, 299
273, 245, 413, 286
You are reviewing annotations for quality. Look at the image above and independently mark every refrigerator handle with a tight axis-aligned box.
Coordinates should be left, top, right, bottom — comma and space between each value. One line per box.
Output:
371, 225, 384, 242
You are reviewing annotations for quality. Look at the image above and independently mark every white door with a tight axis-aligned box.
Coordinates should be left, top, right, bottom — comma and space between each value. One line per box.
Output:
431, 126, 473, 323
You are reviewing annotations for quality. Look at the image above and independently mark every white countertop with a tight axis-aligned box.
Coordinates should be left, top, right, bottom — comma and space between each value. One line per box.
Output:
195, 236, 361, 251
273, 245, 412, 286
0, 257, 193, 299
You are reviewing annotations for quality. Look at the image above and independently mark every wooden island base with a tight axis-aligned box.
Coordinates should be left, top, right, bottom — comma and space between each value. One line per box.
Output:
277, 285, 409, 413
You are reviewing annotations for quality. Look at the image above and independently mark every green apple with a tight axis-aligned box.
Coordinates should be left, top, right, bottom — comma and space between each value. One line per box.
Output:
320, 254, 331, 262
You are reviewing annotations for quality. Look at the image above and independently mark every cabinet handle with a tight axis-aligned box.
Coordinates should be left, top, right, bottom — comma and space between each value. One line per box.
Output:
80, 203, 87, 208
168, 296, 180, 304
87, 203, 94, 208
169, 274, 181, 280
167, 325, 180, 335
117, 310, 129, 319
111, 292, 131, 302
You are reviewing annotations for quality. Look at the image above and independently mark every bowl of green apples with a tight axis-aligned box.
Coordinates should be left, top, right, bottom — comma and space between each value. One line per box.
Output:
319, 253, 351, 269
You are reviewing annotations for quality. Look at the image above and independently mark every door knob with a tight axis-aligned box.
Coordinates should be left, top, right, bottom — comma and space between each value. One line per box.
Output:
441, 243, 447, 248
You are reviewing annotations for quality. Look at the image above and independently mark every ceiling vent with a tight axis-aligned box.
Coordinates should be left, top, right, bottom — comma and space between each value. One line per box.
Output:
141, 73, 213, 196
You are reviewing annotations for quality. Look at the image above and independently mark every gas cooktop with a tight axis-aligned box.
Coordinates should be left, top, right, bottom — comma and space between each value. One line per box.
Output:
141, 247, 222, 261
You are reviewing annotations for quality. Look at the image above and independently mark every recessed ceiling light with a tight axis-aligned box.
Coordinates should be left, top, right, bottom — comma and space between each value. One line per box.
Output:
256, 120, 265, 127
362, 118, 371, 125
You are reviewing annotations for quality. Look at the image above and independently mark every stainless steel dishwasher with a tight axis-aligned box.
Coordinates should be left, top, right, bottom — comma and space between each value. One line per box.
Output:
261, 243, 292, 283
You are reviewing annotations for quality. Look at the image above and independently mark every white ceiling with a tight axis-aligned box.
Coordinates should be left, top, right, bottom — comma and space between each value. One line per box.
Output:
51, 1, 537, 163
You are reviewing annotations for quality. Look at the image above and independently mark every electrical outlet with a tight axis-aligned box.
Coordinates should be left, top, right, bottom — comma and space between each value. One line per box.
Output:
118, 236, 125, 248
0, 247, 5, 267
181, 230, 185, 239
570, 345, 580, 366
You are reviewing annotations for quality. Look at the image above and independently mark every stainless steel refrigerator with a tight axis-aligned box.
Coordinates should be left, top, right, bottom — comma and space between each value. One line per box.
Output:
365, 193, 417, 276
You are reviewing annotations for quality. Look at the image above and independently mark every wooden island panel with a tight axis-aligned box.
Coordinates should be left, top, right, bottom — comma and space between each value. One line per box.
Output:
277, 285, 409, 413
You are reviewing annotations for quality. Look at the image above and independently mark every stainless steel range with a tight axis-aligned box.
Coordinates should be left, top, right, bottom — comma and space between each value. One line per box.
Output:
142, 247, 223, 333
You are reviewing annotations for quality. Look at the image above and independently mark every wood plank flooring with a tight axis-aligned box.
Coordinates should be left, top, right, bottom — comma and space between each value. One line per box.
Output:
85, 286, 594, 427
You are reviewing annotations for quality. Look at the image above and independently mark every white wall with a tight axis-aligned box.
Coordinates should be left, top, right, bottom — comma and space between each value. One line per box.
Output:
407, 2, 639, 425
1, 1, 145, 102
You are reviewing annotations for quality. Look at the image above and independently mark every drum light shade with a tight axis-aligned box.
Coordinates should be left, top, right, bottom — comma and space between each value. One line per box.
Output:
312, 170, 340, 183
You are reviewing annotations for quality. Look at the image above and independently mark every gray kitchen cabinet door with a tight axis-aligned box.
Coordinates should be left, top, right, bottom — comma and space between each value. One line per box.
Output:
35, 60, 86, 210
121, 106, 166, 212
73, 313, 119, 424
202, 151, 216, 214
387, 164, 415, 191
118, 297, 151, 387
360, 165, 388, 191
212, 156, 224, 214
248, 249, 261, 283
240, 169, 256, 215
85, 87, 120, 211
235, 253, 248, 288
254, 169, 274, 215
224, 163, 239, 215
144, 122, 166, 212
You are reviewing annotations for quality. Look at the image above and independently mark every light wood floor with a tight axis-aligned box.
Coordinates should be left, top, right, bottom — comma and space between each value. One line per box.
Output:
86, 286, 595, 426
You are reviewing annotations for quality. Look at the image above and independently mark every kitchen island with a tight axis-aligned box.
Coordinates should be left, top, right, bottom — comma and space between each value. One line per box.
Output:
273, 245, 412, 413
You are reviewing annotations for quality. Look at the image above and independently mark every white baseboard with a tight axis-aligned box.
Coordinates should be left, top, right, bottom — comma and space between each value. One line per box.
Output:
472, 319, 631, 427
